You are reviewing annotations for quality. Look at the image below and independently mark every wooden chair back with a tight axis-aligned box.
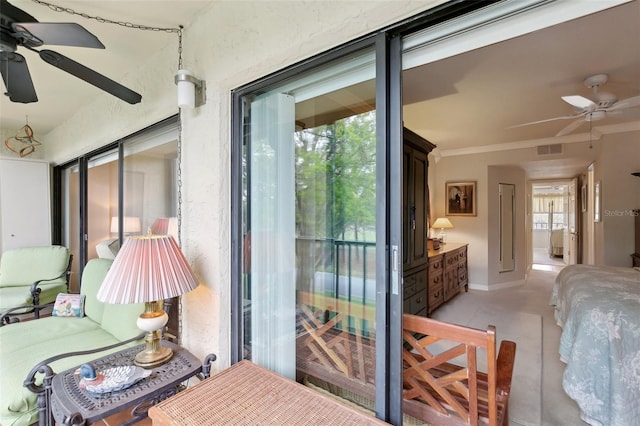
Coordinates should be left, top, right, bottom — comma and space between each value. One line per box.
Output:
296, 291, 375, 388
402, 313, 516, 426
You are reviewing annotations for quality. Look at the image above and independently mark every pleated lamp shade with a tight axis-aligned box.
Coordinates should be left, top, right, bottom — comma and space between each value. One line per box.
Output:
150, 217, 179, 240
97, 234, 199, 304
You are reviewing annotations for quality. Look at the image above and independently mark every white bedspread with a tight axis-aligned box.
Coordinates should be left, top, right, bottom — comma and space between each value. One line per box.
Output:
550, 265, 640, 426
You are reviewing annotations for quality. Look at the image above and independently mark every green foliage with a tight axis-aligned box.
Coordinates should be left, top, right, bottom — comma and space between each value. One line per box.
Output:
295, 111, 376, 242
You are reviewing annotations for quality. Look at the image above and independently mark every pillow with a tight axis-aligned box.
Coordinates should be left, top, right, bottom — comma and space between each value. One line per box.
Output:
52, 293, 86, 318
101, 302, 145, 341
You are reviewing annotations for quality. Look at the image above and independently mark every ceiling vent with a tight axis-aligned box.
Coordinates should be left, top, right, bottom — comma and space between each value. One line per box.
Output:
537, 144, 563, 155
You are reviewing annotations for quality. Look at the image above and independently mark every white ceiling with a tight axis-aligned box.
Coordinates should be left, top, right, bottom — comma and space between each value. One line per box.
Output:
402, 0, 640, 178
2, 0, 639, 180
1, 0, 212, 133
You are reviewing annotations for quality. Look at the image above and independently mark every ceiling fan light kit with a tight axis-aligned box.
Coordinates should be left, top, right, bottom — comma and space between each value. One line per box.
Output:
583, 73, 608, 89
586, 110, 606, 122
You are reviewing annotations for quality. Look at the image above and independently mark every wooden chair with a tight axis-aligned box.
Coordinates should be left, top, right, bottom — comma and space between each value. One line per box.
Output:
402, 313, 516, 426
295, 291, 376, 398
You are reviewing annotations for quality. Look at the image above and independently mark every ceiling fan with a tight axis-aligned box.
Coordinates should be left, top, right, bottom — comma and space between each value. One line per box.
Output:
513, 73, 640, 136
0, 0, 141, 104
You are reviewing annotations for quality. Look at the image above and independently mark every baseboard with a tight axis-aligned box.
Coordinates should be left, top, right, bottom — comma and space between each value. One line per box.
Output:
469, 279, 526, 291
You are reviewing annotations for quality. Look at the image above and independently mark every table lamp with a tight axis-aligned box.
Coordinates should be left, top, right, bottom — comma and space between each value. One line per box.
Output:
150, 217, 179, 240
110, 216, 142, 234
432, 217, 454, 244
97, 234, 199, 368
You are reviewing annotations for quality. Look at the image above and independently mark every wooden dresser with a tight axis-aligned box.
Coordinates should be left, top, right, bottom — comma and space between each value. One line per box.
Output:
427, 243, 468, 314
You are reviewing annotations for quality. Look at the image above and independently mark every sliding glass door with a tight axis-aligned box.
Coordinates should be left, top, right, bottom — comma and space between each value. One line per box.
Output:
56, 118, 179, 296
231, 1, 623, 423
233, 39, 403, 419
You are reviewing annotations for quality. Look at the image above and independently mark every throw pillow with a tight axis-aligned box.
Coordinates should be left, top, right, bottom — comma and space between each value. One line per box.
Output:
52, 293, 86, 318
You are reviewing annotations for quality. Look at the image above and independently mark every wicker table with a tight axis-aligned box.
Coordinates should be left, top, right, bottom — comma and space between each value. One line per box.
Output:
149, 359, 389, 425
50, 341, 211, 426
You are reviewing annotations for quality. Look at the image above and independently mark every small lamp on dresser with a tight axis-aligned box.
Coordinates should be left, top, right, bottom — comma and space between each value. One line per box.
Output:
432, 217, 454, 245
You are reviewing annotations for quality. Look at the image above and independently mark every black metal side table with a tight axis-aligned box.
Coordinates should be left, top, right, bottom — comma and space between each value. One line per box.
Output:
50, 341, 215, 426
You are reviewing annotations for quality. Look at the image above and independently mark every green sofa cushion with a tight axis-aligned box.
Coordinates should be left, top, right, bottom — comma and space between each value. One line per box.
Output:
81, 258, 112, 323
0, 317, 137, 426
80, 258, 144, 340
0, 245, 70, 313
0, 258, 145, 426
0, 282, 68, 312
102, 302, 144, 341
0, 246, 70, 287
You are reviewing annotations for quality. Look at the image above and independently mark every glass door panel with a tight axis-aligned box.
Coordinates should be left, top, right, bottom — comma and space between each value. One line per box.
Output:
122, 131, 178, 239
87, 150, 119, 262
122, 125, 179, 338
241, 48, 378, 410
61, 163, 80, 292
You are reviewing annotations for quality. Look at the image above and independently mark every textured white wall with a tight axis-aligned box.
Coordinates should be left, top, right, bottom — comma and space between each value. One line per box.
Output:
599, 132, 640, 267
42, 1, 444, 370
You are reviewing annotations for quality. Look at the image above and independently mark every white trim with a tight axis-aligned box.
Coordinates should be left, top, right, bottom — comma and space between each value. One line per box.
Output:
276, 51, 375, 103
403, 0, 630, 69
469, 279, 526, 291
438, 120, 640, 157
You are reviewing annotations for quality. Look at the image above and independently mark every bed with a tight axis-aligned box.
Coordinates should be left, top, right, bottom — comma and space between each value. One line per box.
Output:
549, 228, 564, 257
550, 264, 640, 426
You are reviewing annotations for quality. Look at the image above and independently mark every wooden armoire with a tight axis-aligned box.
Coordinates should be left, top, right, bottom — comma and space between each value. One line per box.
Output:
402, 128, 436, 316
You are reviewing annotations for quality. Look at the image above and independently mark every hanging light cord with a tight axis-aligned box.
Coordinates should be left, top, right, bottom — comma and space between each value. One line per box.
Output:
31, 0, 188, 341
30, 0, 181, 34
29, 0, 186, 246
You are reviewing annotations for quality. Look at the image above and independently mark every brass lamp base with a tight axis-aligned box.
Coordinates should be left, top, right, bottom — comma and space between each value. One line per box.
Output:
134, 301, 173, 368
135, 334, 173, 368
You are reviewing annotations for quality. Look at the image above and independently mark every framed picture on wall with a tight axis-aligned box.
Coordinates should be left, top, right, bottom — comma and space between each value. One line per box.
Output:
581, 183, 587, 213
445, 181, 477, 216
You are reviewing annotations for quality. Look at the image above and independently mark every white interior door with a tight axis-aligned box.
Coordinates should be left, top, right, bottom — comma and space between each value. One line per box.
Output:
0, 158, 52, 252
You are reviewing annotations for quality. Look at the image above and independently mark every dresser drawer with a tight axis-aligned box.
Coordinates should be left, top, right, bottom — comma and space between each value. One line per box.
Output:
445, 252, 459, 269
429, 270, 443, 287
457, 266, 468, 286
428, 283, 444, 312
457, 247, 467, 262
428, 254, 443, 274
406, 290, 427, 316
403, 268, 427, 315
403, 274, 419, 299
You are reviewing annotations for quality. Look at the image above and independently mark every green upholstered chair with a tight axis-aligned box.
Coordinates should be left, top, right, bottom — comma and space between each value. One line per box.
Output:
0, 258, 145, 426
0, 245, 72, 325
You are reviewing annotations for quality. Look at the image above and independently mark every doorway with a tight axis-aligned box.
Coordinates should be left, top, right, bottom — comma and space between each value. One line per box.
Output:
530, 180, 577, 268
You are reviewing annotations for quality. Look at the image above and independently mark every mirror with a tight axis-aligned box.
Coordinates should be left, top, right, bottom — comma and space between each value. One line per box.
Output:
499, 183, 515, 272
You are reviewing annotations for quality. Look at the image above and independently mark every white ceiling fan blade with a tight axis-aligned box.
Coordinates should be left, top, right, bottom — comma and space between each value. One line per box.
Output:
509, 114, 580, 129
608, 95, 640, 111
562, 95, 596, 109
606, 108, 640, 123
555, 118, 585, 137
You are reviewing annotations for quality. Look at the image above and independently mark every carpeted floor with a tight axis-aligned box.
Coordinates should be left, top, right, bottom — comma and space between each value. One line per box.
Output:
432, 265, 586, 426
